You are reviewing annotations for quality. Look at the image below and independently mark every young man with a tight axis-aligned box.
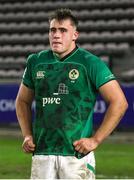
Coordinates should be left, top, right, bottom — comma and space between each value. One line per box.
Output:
16, 8, 128, 179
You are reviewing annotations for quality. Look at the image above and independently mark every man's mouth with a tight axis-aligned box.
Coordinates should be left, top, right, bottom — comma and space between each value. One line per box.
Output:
52, 42, 62, 45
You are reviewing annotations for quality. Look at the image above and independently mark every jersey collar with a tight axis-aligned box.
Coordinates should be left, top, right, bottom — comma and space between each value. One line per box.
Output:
53, 46, 78, 62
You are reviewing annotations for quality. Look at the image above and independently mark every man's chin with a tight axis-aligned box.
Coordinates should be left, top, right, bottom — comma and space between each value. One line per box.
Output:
52, 49, 62, 54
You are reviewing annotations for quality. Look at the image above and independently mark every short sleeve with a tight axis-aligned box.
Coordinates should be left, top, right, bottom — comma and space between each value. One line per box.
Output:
22, 54, 35, 90
89, 57, 116, 90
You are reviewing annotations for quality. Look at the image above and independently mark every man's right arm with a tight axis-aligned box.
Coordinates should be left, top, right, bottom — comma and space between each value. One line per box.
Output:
16, 83, 35, 153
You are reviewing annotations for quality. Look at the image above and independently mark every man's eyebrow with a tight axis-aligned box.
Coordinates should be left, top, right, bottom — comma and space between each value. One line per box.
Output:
50, 27, 67, 30
49, 27, 56, 30
49, 27, 68, 32
59, 27, 68, 30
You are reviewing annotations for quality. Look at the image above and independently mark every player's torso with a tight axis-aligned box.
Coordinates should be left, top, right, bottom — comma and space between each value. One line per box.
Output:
32, 49, 95, 155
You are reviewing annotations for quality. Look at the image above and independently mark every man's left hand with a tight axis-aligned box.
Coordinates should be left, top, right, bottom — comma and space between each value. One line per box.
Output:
73, 137, 99, 154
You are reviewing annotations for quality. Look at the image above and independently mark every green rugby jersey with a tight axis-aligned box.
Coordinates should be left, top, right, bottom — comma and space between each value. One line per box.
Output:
22, 47, 115, 157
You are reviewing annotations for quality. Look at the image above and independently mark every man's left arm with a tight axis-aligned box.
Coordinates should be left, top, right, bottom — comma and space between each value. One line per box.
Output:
73, 80, 128, 154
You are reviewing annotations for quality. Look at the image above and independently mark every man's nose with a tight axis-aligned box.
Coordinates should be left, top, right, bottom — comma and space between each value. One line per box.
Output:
53, 30, 60, 38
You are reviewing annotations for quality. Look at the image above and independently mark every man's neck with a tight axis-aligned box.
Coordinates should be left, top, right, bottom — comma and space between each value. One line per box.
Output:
54, 46, 78, 61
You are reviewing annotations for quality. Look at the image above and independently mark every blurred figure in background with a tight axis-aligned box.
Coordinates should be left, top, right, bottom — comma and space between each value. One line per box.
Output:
16, 8, 128, 179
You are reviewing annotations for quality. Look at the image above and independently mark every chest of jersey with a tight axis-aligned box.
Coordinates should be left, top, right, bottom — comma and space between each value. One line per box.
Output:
34, 62, 90, 100
33, 62, 93, 127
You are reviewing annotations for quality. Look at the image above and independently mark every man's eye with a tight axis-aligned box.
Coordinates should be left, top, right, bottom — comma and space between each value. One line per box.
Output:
50, 28, 56, 33
60, 28, 67, 33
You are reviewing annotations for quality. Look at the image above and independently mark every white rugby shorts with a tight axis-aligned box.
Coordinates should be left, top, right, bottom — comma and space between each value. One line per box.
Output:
31, 152, 95, 179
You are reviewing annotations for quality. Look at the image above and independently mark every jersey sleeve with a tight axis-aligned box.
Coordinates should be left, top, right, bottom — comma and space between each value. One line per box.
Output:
22, 54, 35, 90
89, 56, 116, 90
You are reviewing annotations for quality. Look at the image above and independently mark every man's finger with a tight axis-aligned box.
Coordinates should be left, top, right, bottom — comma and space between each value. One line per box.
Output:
23, 144, 35, 153
73, 140, 81, 146
78, 147, 85, 154
28, 140, 35, 148
22, 136, 35, 153
74, 145, 81, 151
23, 145, 31, 153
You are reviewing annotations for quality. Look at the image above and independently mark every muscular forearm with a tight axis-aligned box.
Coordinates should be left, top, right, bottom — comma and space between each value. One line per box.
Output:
74, 99, 128, 155
16, 98, 33, 137
93, 100, 128, 144
73, 81, 128, 154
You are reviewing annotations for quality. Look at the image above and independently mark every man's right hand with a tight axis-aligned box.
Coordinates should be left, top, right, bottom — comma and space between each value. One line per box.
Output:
22, 135, 35, 153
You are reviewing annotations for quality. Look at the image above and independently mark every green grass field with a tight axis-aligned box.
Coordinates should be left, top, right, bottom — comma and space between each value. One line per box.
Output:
0, 136, 134, 179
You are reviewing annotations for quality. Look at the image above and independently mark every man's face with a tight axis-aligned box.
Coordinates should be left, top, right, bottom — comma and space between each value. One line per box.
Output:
49, 19, 79, 58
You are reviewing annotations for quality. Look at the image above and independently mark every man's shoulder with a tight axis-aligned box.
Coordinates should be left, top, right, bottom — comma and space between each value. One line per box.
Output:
36, 49, 52, 61
78, 47, 101, 64
27, 49, 52, 63
37, 49, 51, 58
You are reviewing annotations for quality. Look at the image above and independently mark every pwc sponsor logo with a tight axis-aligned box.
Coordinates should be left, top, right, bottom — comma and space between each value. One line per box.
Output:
42, 97, 61, 106
42, 83, 69, 107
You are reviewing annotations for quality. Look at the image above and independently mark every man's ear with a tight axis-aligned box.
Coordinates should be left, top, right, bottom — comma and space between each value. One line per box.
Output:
73, 31, 79, 41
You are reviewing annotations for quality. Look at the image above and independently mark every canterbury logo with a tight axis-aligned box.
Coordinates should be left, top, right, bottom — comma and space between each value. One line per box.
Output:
42, 97, 61, 106
36, 71, 45, 79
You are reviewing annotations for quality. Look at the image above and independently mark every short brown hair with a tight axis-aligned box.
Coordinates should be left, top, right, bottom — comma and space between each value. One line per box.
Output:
49, 8, 78, 29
